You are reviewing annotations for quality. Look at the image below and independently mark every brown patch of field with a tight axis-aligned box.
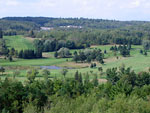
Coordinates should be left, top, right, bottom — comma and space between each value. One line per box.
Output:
144, 67, 150, 72
57, 62, 90, 68
25, 37, 41, 42
5, 66, 36, 70
104, 56, 127, 63
0, 56, 4, 58
42, 53, 53, 58
98, 79, 107, 83
91, 44, 118, 48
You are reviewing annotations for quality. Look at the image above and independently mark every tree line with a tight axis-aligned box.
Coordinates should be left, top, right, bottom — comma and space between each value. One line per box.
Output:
33, 39, 86, 53
1, 17, 150, 46
18, 49, 42, 59
73, 49, 104, 64
1, 66, 150, 112
110, 44, 131, 57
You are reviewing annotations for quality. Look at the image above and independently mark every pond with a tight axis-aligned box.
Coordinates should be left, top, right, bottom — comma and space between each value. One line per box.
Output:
40, 66, 63, 70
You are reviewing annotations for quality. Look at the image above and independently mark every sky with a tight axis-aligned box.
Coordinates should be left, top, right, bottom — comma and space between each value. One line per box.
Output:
0, 0, 150, 21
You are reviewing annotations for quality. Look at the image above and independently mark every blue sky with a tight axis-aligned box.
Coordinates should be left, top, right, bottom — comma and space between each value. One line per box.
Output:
0, 0, 150, 21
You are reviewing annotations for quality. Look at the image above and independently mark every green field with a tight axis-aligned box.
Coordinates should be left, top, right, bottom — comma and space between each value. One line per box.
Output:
4, 35, 34, 51
1, 36, 150, 81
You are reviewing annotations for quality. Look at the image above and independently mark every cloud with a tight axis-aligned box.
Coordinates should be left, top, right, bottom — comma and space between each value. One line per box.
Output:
0, 0, 150, 20
0, 0, 20, 6
5, 0, 19, 6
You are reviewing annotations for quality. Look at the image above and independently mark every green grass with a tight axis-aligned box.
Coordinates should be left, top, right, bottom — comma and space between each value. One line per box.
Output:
1, 37, 150, 80
4, 35, 34, 51
98, 45, 150, 72
0, 57, 70, 66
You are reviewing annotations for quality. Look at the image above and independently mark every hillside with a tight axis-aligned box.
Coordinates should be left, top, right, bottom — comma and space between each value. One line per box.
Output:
1, 17, 150, 30
1, 17, 150, 113
3, 35, 34, 51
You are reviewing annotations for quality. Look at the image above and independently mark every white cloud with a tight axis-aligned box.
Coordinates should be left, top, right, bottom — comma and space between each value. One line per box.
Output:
0, 0, 20, 6
132, 0, 140, 7
0, 0, 150, 20
6, 0, 19, 6
34, 0, 56, 8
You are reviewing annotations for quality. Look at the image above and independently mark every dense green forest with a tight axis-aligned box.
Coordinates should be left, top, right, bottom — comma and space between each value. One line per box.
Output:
1, 17, 150, 48
1, 17, 150, 113
1, 67, 150, 113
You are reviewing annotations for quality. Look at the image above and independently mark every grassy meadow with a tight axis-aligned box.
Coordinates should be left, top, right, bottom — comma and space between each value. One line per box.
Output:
0, 35, 150, 81
3, 35, 34, 51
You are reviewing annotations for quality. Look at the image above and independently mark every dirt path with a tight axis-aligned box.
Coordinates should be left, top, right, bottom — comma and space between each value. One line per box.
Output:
104, 56, 127, 63
98, 79, 107, 83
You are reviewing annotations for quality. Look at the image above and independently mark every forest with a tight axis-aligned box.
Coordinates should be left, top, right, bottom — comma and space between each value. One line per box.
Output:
1, 17, 150, 113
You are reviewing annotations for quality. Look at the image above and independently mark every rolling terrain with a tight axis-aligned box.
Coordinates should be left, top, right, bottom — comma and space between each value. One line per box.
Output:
0, 35, 150, 82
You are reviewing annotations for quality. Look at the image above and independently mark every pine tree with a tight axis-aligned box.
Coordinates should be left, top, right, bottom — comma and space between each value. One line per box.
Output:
8, 55, 13, 62
18, 50, 23, 58
104, 50, 107, 54
92, 74, 98, 86
0, 28, 3, 38
84, 72, 89, 84
144, 51, 147, 56
0, 66, 5, 75
42, 69, 50, 82
74, 71, 79, 81
54, 51, 58, 58
29, 30, 35, 38
78, 73, 83, 84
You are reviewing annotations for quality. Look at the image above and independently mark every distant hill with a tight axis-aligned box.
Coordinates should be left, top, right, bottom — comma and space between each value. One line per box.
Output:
1, 17, 150, 30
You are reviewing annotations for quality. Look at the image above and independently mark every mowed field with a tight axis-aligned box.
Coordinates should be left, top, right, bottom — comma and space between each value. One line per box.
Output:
3, 35, 34, 51
1, 35, 150, 81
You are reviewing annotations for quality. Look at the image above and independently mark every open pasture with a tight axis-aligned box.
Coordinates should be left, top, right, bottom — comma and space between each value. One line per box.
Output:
1, 36, 150, 80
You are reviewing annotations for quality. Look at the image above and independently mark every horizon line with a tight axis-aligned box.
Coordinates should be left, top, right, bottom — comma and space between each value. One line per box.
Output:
1, 16, 150, 22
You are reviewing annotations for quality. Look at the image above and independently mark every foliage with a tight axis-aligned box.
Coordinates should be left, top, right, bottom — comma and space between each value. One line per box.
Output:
0, 67, 150, 112
57, 47, 72, 58
42, 69, 50, 81
110, 45, 130, 57
0, 39, 9, 56
60, 69, 68, 77
0, 28, 3, 38
142, 40, 150, 50
26, 69, 39, 83
18, 49, 42, 59
0, 66, 5, 75
73, 49, 104, 64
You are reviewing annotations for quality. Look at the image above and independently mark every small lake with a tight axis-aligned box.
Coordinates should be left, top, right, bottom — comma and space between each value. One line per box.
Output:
40, 66, 62, 70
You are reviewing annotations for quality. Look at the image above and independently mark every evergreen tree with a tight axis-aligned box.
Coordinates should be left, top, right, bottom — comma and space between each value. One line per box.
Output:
26, 69, 39, 83
73, 54, 79, 63
18, 50, 23, 58
29, 30, 35, 38
104, 50, 107, 54
90, 63, 94, 68
110, 46, 114, 51
127, 42, 131, 50
0, 66, 5, 75
140, 50, 143, 54
73, 51, 78, 56
0, 28, 3, 38
144, 51, 147, 56
78, 73, 83, 84
74, 71, 79, 81
42, 69, 50, 82
98, 67, 103, 72
93, 63, 96, 67
61, 69, 68, 78
84, 72, 89, 84
8, 55, 13, 62
92, 74, 98, 86
54, 51, 58, 58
